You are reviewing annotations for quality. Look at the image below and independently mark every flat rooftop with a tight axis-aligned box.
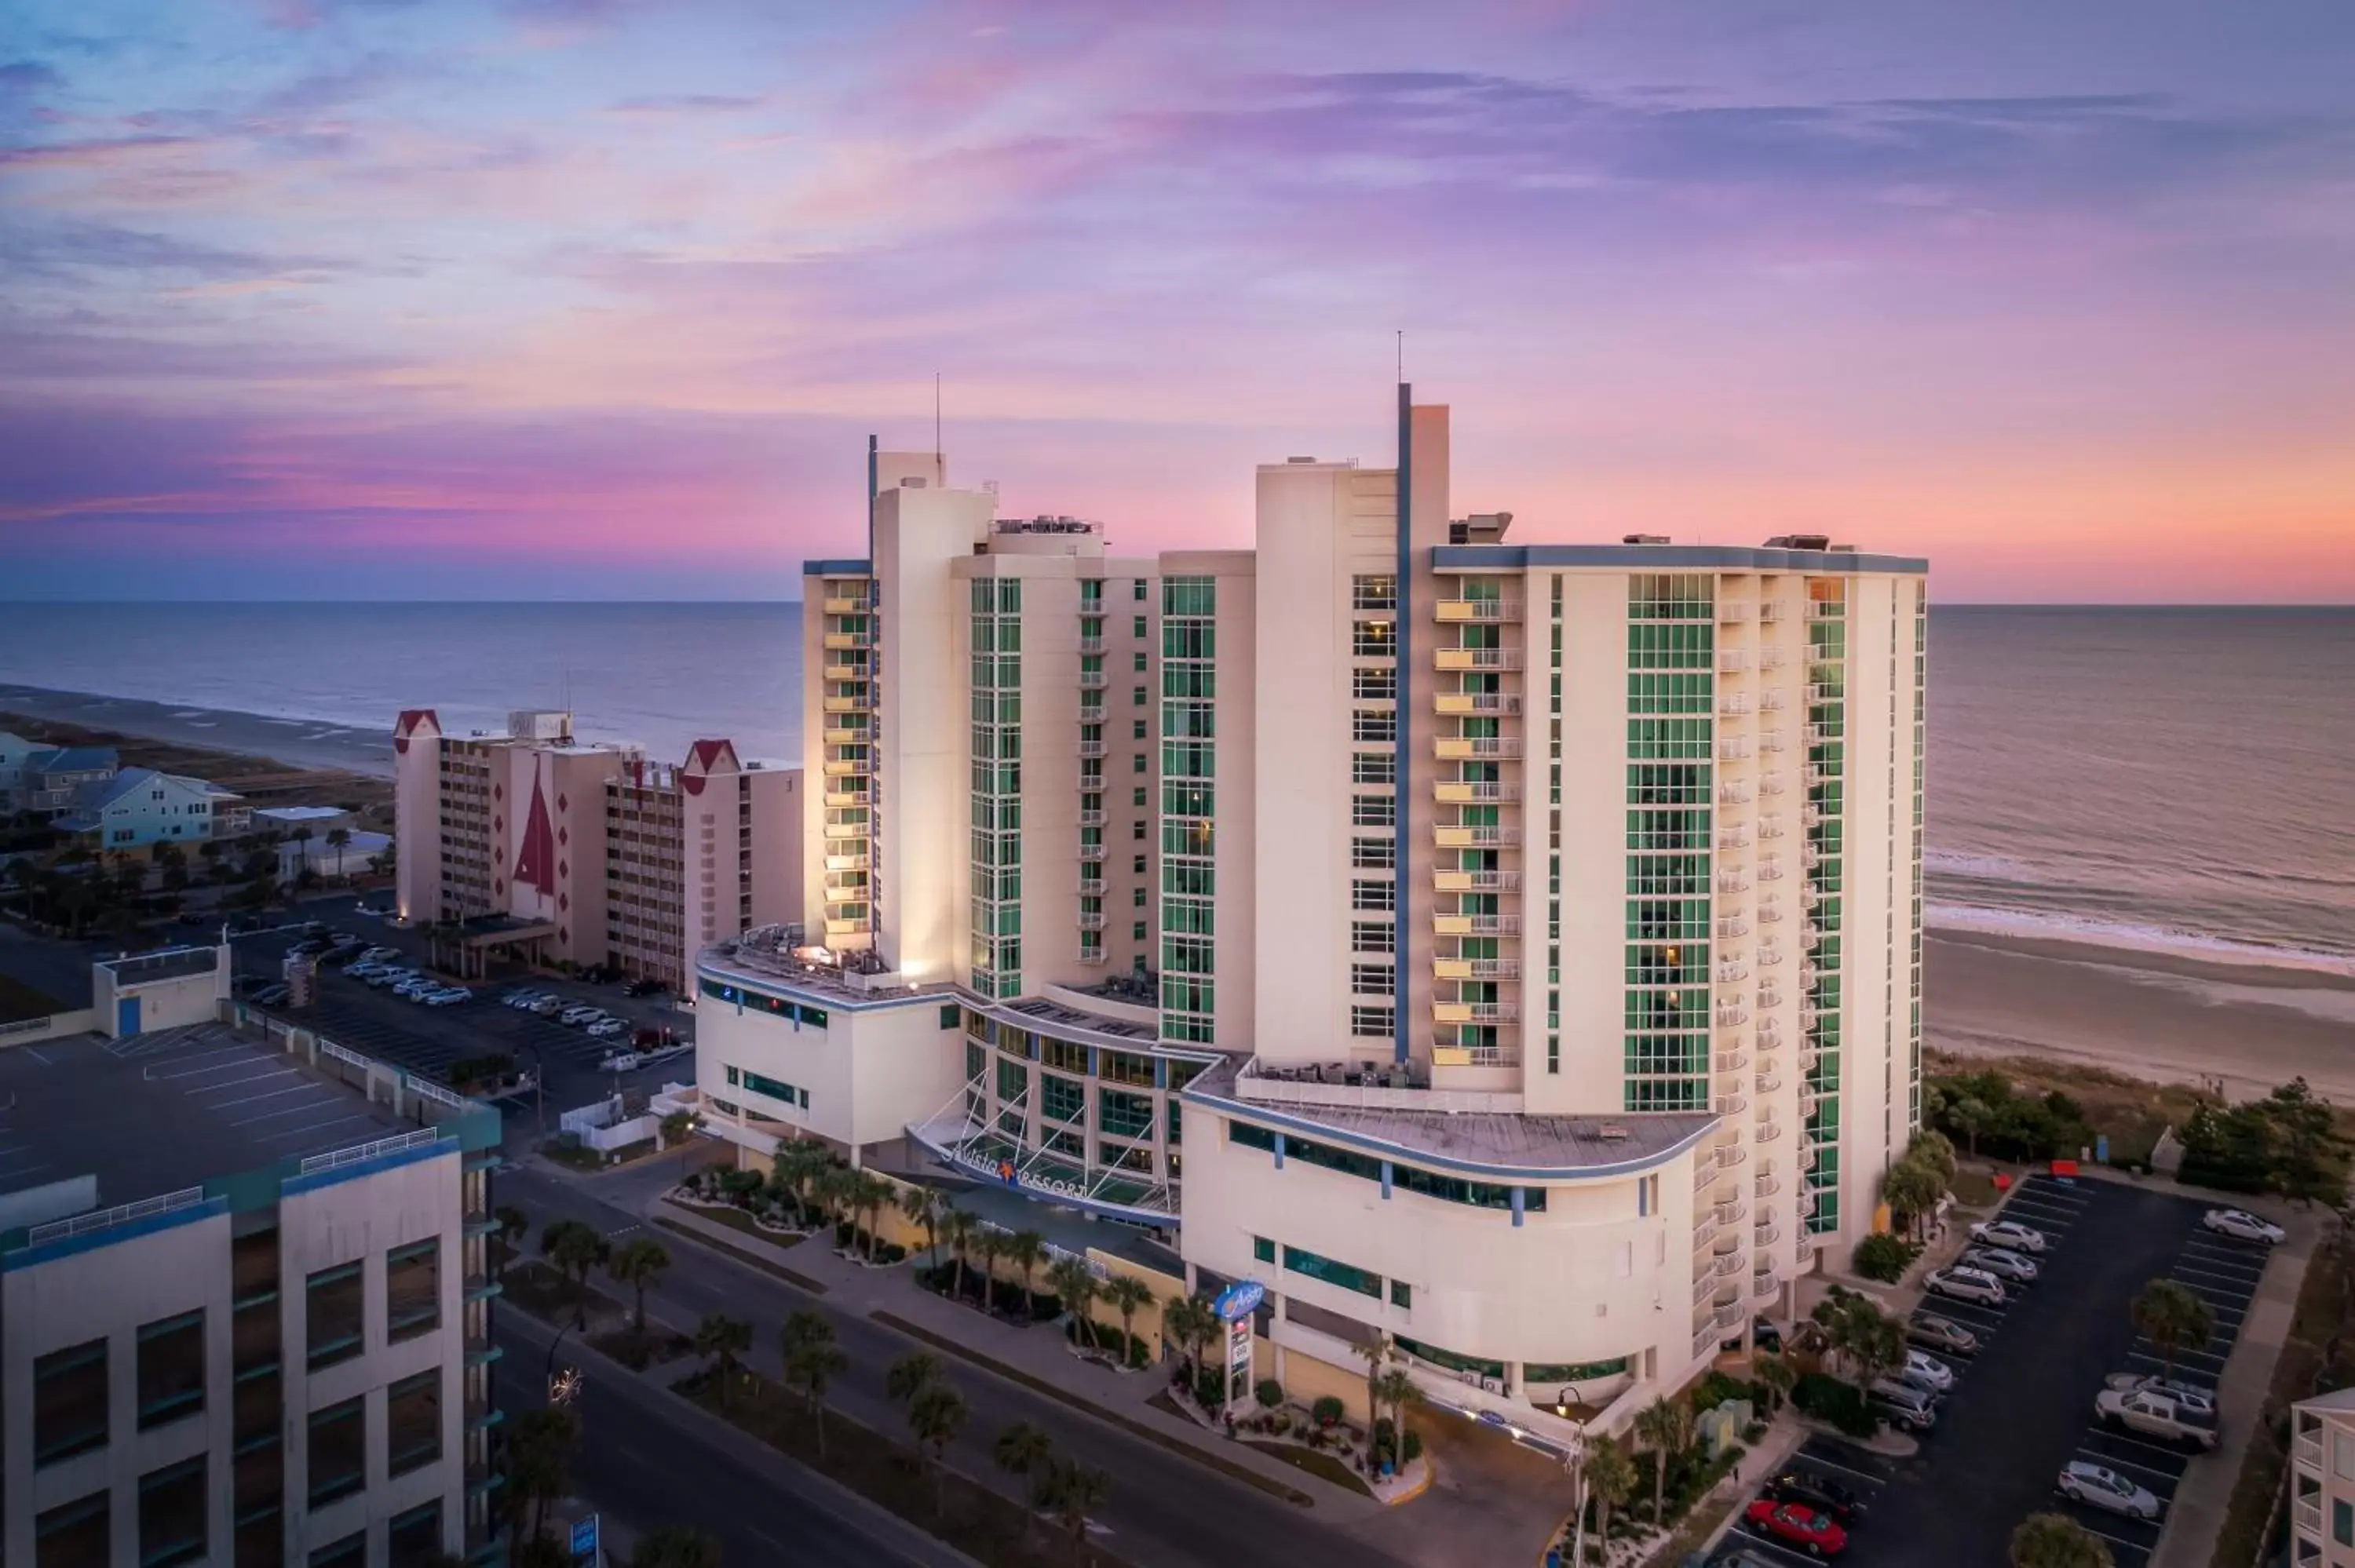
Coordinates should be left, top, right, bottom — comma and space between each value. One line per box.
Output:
1188, 1057, 1718, 1176
1000, 995, 1160, 1045
0, 1023, 414, 1211
97, 945, 219, 986
699, 928, 960, 1008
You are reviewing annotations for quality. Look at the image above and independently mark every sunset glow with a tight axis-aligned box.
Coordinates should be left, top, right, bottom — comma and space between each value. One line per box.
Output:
4, 0, 2351, 600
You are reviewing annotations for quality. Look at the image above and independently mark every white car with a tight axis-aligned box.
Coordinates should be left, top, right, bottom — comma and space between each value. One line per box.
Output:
560, 1005, 603, 1026
2203, 1208, 2285, 1245
2058, 1460, 2163, 1521
1962, 1245, 2040, 1283
1926, 1266, 2007, 1307
1969, 1219, 2047, 1253
425, 988, 469, 1007
586, 1019, 627, 1039
1900, 1349, 1956, 1394
2105, 1372, 2218, 1420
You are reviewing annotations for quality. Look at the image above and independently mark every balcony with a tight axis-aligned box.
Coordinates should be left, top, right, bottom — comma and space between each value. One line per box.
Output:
1760, 600, 1785, 624
822, 595, 867, 615
1075, 949, 1108, 966
1797, 1236, 1817, 1264
1434, 1000, 1519, 1025
821, 821, 867, 841
821, 695, 868, 714
1718, 694, 1753, 717
1695, 1162, 1724, 1192
1755, 1122, 1784, 1143
1718, 738, 1752, 761
1436, 691, 1523, 716
2296, 1435, 2324, 1471
1754, 1272, 1780, 1300
1755, 1072, 1781, 1093
823, 725, 868, 746
1078, 637, 1106, 655
1433, 869, 1521, 892
823, 788, 868, 808
1692, 1271, 1716, 1301
1714, 1254, 1745, 1279
1079, 703, 1107, 725
1760, 731, 1786, 753
823, 850, 869, 872
823, 662, 866, 682
1718, 650, 1752, 673
1435, 779, 1520, 804
1436, 824, 1520, 848
1717, 1144, 1749, 1169
1760, 772, 1787, 796
1436, 647, 1523, 671
1757, 986, 1784, 1008
822, 913, 871, 936
1433, 913, 1521, 935
1716, 1199, 1747, 1227
1078, 844, 1108, 862
1714, 1048, 1748, 1073
1760, 647, 1788, 670
1715, 921, 1749, 943
1434, 736, 1521, 760
1431, 1043, 1519, 1068
1437, 599, 1523, 622
1757, 862, 1784, 882
1719, 600, 1754, 622
823, 633, 873, 651
1755, 1222, 1780, 1249
1757, 904, 1784, 926
1718, 780, 1753, 805
1755, 1171, 1780, 1198
1075, 811, 1107, 829
1714, 1093, 1748, 1116
1718, 828, 1751, 851
1078, 879, 1104, 896
1080, 672, 1108, 691
1079, 741, 1106, 758
1435, 957, 1521, 981
1078, 913, 1106, 932
1076, 775, 1104, 795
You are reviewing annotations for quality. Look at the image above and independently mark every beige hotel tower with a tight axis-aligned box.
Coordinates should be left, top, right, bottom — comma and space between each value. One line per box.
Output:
694, 392, 1926, 1442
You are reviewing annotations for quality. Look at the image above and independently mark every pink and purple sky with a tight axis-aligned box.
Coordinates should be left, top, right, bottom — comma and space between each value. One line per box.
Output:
3, 0, 2351, 601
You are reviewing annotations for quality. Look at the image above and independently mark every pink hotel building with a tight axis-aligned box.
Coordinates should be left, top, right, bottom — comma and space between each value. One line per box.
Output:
392, 709, 802, 988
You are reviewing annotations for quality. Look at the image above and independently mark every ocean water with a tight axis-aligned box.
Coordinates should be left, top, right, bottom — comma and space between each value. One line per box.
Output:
0, 602, 2349, 970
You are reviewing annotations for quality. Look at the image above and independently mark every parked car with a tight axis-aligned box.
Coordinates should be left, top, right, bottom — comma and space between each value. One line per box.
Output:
1908, 1314, 1979, 1356
395, 978, 439, 999
530, 996, 565, 1016
560, 1005, 604, 1026
1751, 1317, 1784, 1355
365, 968, 412, 988
1762, 1471, 1864, 1524
1868, 1380, 1939, 1433
253, 983, 290, 1007
586, 1019, 627, 1039
2104, 1373, 2218, 1420
1743, 1500, 1847, 1556
425, 987, 469, 1007
1925, 1267, 2006, 1307
1693, 1553, 1782, 1568
2057, 1460, 2163, 1521
2096, 1389, 2218, 1449
624, 977, 667, 998
1960, 1245, 2040, 1283
2203, 1208, 2285, 1245
1970, 1218, 2048, 1253
1900, 1349, 1956, 1395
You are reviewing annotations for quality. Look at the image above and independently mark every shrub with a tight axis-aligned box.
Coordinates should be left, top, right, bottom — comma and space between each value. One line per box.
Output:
1195, 1366, 1225, 1408
1401, 1429, 1422, 1461
881, 1242, 907, 1265
1853, 1232, 1919, 1283
1311, 1395, 1345, 1428
1690, 1370, 1761, 1412
1792, 1372, 1876, 1438
834, 1220, 855, 1249
1255, 1377, 1283, 1409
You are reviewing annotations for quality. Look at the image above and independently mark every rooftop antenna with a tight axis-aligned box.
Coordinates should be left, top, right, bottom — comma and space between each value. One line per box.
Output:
934, 370, 943, 473
1396, 328, 1404, 384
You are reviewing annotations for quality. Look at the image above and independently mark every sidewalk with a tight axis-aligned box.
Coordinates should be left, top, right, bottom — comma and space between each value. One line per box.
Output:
645, 1190, 1386, 1515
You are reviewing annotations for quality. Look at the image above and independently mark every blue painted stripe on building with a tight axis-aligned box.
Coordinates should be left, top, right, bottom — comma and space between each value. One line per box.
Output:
280, 1138, 455, 1199
2, 1196, 228, 1272
801, 558, 874, 577
1181, 1087, 1721, 1182
1432, 544, 1927, 574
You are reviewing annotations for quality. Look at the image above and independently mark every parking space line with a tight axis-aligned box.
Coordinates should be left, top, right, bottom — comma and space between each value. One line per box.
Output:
179, 1068, 299, 1096
2096, 1429, 2203, 1463
261, 1112, 377, 1144
212, 1082, 324, 1113
1790, 1451, 1888, 1486
1723, 1528, 1820, 1566
2077, 1448, 2184, 1486
227, 1095, 345, 1128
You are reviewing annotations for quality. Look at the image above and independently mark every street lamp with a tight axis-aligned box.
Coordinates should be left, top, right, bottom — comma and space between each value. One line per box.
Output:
543, 1322, 581, 1406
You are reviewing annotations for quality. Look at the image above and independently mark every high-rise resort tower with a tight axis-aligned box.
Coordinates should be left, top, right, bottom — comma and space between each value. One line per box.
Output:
689, 395, 1927, 1442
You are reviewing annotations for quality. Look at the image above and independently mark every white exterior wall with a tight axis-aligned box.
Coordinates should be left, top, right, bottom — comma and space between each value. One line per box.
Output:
874, 485, 994, 986
1184, 1118, 1703, 1396
696, 991, 968, 1161
0, 1150, 472, 1567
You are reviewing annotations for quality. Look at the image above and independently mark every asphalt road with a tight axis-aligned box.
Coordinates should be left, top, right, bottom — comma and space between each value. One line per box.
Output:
1722, 1176, 2262, 1568
498, 1161, 1422, 1568
494, 1308, 965, 1568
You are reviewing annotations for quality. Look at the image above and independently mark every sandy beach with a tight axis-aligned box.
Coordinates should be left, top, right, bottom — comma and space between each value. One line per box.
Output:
0, 684, 397, 781
1926, 929, 2355, 1103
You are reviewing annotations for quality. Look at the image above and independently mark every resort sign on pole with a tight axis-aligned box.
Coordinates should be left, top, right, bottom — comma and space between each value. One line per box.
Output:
1214, 1279, 1264, 1403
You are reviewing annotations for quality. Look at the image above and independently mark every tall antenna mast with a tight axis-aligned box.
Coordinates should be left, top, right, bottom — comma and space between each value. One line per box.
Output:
934, 370, 943, 469
1396, 328, 1404, 383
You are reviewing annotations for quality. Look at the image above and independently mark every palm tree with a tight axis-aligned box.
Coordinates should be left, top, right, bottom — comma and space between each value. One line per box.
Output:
944, 1206, 979, 1299
1041, 1457, 1112, 1566
1583, 1436, 1638, 1552
771, 1142, 822, 1226
629, 1524, 723, 1568
1102, 1274, 1155, 1366
1948, 1096, 1991, 1159
1356, 1333, 1392, 1432
494, 1205, 529, 1278
1009, 1229, 1047, 1311
974, 1228, 1008, 1315
1050, 1257, 1101, 1351
539, 1218, 608, 1329
605, 1237, 670, 1333
810, 1164, 852, 1231
1633, 1395, 1696, 1522
502, 1406, 582, 1548
1161, 1293, 1216, 1378
995, 1422, 1056, 1544
323, 826, 352, 878
780, 1309, 848, 1459
1881, 1158, 1945, 1239
900, 1184, 944, 1267
2010, 1511, 2114, 1568
887, 1350, 944, 1408
907, 1381, 970, 1514
1753, 1351, 1797, 1413
2131, 1278, 2216, 1382
693, 1314, 753, 1409
1370, 1368, 1420, 1469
